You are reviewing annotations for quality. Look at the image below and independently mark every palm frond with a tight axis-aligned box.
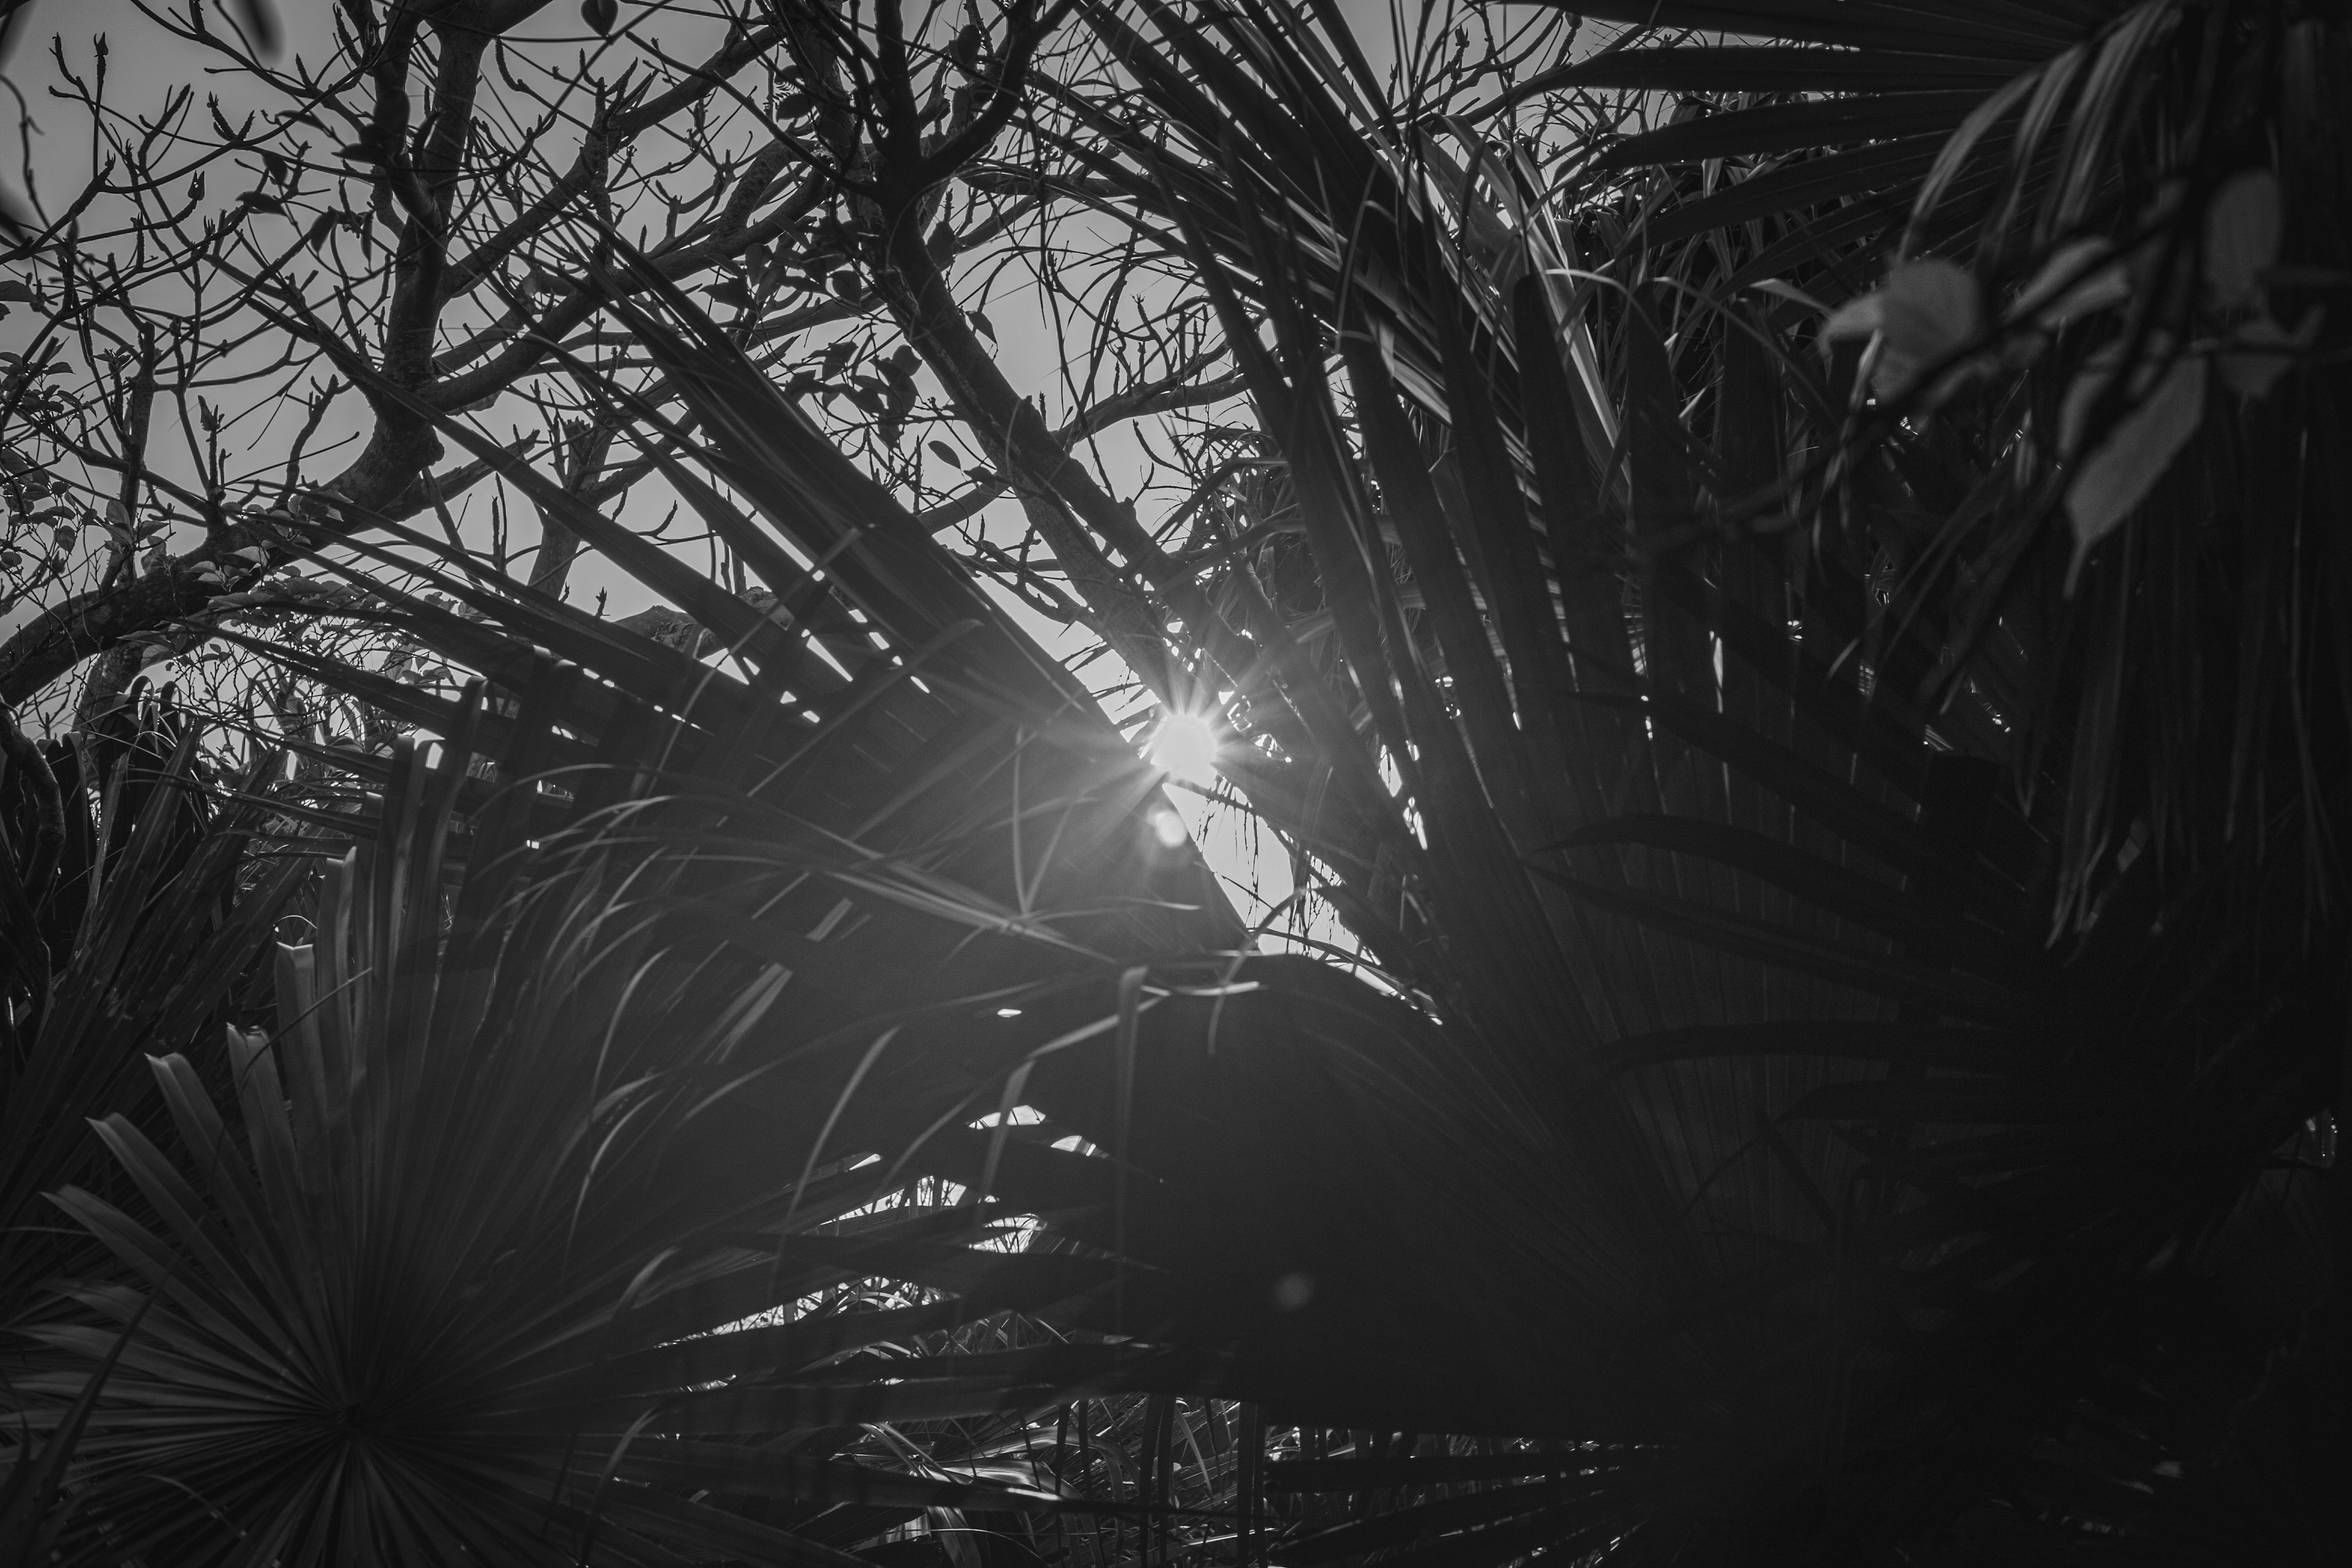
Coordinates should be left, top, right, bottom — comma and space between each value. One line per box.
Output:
1028, 0, 2349, 1556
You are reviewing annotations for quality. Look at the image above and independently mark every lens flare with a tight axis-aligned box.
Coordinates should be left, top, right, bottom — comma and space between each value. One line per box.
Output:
1145, 709, 1221, 786
1149, 809, 1189, 849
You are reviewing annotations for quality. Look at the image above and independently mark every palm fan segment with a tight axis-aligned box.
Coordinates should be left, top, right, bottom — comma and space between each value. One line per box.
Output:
1, 686, 1438, 1562
1499, 0, 2351, 918
1048, 0, 2348, 1558
9, 728, 1145, 1566
1, 694, 304, 1327
264, 251, 1249, 974
6, 1, 2343, 1558
2, 658, 1643, 1565
2, 252, 1604, 1562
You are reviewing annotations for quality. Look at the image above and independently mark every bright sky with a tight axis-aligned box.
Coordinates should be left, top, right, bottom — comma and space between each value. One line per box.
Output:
0, 0, 1578, 955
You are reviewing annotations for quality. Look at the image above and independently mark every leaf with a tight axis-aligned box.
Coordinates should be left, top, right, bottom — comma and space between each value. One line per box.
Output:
1598, 1021, 2040, 1078
1783, 1079, 2123, 1125
1533, 867, 2027, 1022
928, 440, 963, 468
1645, 134, 1944, 244
1815, 257, 1985, 399
1597, 91, 1988, 171
1556, 813, 2020, 969
582, 0, 619, 36
0, 279, 37, 303
2008, 238, 2128, 327
2217, 305, 2323, 399
2065, 353, 2206, 587
1265, 1451, 1605, 1491
0, 1284, 158, 1560
1820, 293, 1885, 344
1280, 1478, 1593, 1564
613, 1440, 1060, 1509
1539, 2, 2077, 58
2202, 167, 2279, 311
1904, 65, 2042, 246
1883, 259, 1981, 382
1491, 43, 2023, 100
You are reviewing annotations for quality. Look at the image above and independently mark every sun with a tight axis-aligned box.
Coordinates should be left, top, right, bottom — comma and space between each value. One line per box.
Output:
1145, 709, 1223, 787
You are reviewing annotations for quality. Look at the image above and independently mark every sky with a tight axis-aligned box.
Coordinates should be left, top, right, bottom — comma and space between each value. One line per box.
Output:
0, 0, 1580, 948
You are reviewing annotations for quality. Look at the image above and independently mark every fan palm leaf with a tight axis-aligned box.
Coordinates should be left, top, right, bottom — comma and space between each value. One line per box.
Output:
1027, 0, 2349, 1557
13, 717, 1196, 1564
12, 2, 2344, 1555
8, 224, 1578, 1563
1, 698, 304, 1324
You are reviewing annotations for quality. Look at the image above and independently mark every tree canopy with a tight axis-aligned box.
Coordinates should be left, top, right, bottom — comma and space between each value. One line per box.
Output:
3, 1, 2346, 1564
